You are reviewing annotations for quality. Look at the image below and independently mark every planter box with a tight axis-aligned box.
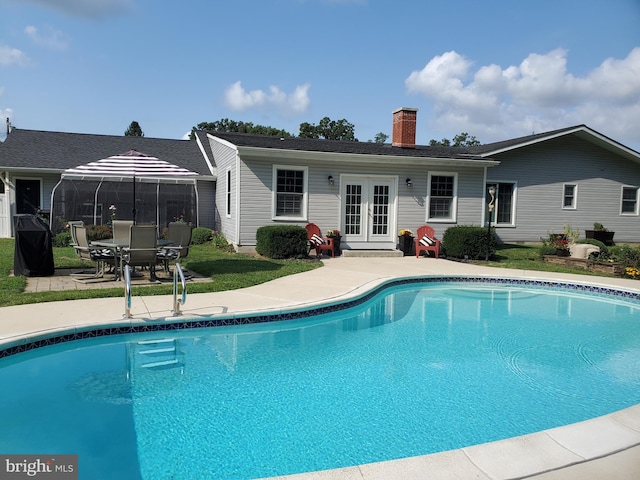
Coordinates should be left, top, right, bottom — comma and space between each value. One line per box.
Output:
585, 230, 615, 246
328, 236, 341, 256
543, 255, 623, 276
398, 235, 415, 256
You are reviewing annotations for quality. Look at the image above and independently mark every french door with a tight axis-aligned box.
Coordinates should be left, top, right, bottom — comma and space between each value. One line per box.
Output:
341, 176, 396, 249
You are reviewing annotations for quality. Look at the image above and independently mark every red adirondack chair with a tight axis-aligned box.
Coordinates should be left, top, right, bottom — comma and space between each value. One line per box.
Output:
305, 223, 334, 257
414, 225, 440, 259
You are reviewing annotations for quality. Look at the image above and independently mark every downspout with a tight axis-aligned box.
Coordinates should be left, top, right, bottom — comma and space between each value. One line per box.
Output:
193, 181, 200, 228
235, 151, 241, 246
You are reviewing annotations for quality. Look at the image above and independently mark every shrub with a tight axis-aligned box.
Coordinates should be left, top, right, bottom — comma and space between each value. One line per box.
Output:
86, 225, 112, 241
211, 231, 234, 252
191, 227, 213, 245
256, 225, 308, 259
52, 231, 71, 247
538, 244, 557, 258
442, 226, 496, 260
609, 245, 640, 268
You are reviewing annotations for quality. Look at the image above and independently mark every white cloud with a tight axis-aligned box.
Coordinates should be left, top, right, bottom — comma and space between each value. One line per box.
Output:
0, 45, 31, 67
406, 48, 640, 147
224, 81, 311, 115
25, 25, 71, 50
9, 0, 135, 19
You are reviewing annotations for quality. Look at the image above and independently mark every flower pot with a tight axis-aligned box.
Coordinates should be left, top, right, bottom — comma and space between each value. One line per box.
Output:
328, 236, 341, 256
398, 235, 414, 256
585, 230, 615, 246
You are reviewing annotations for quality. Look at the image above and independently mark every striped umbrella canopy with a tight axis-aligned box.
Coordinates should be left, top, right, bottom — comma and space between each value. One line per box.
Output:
54, 150, 199, 226
62, 150, 198, 182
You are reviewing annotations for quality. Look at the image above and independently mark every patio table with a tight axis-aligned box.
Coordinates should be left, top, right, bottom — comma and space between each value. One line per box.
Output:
91, 239, 174, 281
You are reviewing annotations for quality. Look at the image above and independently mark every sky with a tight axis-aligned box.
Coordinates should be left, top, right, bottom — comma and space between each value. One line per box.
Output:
0, 0, 639, 151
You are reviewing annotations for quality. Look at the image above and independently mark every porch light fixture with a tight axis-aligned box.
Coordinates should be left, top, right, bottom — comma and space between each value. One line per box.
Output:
406, 178, 412, 188
486, 185, 496, 261
328, 175, 334, 185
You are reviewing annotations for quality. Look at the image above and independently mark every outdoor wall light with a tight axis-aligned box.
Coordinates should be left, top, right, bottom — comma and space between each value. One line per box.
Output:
328, 175, 334, 185
406, 178, 413, 188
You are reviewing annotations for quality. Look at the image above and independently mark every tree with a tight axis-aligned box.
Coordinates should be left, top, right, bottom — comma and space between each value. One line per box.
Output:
298, 117, 357, 141
372, 132, 388, 144
194, 119, 293, 137
124, 121, 144, 137
429, 132, 480, 147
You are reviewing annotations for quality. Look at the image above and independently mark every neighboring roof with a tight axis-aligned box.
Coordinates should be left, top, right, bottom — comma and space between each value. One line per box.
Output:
467, 125, 640, 163
62, 149, 199, 183
203, 131, 489, 161
0, 129, 214, 176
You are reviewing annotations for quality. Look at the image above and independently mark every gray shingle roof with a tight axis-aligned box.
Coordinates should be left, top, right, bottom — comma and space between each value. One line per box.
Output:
0, 129, 212, 175
203, 131, 488, 160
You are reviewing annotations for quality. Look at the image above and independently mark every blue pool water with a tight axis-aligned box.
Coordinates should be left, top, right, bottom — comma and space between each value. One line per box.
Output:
1, 282, 640, 479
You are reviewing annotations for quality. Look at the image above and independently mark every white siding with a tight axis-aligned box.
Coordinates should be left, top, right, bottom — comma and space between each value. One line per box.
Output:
237, 155, 487, 246
208, 137, 238, 243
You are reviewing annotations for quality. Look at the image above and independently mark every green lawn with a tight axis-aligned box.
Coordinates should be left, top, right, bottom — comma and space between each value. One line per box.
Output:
0, 238, 322, 307
0, 239, 623, 308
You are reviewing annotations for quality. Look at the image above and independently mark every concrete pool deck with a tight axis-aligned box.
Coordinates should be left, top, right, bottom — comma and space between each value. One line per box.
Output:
2, 256, 640, 479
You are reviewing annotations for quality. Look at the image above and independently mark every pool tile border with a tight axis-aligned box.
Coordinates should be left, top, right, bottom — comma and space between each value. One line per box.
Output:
2, 275, 640, 360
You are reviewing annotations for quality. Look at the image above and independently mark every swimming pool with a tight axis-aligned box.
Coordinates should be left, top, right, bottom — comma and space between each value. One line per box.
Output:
1, 279, 640, 479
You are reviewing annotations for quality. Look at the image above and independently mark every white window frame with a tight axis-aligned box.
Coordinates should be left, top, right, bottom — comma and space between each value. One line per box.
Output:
272, 164, 308, 221
562, 183, 577, 210
426, 172, 458, 223
620, 185, 639, 216
225, 167, 232, 218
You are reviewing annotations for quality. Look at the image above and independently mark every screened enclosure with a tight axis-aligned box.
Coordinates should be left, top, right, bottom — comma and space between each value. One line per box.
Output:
50, 151, 199, 234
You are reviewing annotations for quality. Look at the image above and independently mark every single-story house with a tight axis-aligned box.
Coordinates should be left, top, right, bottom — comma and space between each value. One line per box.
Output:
1, 108, 639, 250
197, 108, 640, 251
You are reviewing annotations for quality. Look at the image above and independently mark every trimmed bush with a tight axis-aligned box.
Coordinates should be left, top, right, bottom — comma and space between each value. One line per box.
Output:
442, 225, 496, 260
53, 231, 71, 247
191, 227, 213, 245
256, 225, 308, 259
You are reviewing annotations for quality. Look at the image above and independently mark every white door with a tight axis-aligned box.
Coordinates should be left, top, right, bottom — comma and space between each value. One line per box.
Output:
341, 176, 396, 249
0, 180, 8, 238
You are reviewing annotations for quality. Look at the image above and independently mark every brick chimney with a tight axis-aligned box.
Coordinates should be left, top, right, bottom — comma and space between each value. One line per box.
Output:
392, 107, 418, 148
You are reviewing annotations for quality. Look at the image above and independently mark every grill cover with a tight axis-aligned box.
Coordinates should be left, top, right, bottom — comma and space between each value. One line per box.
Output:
13, 214, 55, 277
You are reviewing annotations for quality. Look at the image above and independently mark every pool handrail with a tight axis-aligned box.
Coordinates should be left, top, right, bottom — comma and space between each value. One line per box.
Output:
172, 263, 187, 316
124, 264, 132, 319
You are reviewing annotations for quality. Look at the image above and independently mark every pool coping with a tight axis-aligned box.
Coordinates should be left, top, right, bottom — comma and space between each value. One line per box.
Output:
2, 257, 640, 479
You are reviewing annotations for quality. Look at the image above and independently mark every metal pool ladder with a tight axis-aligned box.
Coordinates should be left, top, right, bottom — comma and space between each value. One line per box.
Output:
124, 264, 132, 319
172, 262, 187, 316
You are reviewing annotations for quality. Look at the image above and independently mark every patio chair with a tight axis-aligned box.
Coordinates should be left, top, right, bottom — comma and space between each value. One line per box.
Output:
71, 225, 116, 281
414, 225, 440, 259
121, 225, 159, 282
68, 221, 84, 246
112, 220, 134, 245
157, 222, 193, 273
305, 223, 334, 257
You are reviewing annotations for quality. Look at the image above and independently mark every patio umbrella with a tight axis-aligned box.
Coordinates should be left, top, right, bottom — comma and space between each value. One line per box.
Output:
51, 150, 199, 228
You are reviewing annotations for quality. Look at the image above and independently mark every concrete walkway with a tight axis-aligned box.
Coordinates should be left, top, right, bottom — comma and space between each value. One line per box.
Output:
2, 257, 640, 479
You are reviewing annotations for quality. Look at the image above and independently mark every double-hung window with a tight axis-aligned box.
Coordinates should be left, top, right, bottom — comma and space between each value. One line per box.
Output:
563, 184, 577, 209
427, 173, 457, 222
621, 186, 639, 215
273, 165, 308, 219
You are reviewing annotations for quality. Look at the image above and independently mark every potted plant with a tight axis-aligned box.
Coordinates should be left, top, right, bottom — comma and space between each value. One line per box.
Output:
585, 222, 615, 246
326, 229, 341, 256
398, 229, 414, 256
